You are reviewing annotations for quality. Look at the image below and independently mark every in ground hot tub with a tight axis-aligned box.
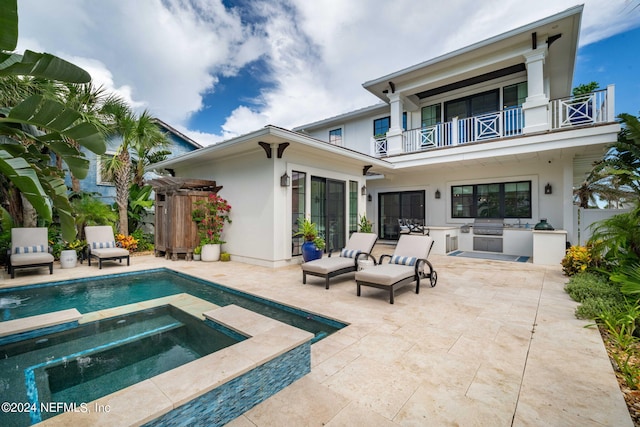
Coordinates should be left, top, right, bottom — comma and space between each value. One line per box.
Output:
2, 305, 244, 425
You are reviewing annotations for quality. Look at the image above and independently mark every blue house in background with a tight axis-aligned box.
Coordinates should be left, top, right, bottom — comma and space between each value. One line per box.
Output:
74, 119, 202, 203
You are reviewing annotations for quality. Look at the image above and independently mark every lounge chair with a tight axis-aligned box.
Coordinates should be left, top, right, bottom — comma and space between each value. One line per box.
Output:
302, 232, 377, 289
355, 234, 437, 304
8, 227, 54, 279
85, 226, 130, 269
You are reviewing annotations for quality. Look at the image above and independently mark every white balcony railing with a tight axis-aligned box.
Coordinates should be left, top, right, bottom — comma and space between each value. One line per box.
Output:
398, 107, 524, 155
550, 88, 610, 129
371, 87, 614, 157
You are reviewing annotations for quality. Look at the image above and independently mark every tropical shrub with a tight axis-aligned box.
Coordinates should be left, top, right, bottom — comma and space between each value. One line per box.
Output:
565, 272, 626, 319
598, 304, 640, 389
126, 184, 154, 233
589, 203, 640, 269
130, 228, 153, 252
116, 234, 138, 252
610, 263, 640, 296
0, 207, 13, 265
71, 192, 118, 238
561, 244, 598, 276
358, 215, 373, 233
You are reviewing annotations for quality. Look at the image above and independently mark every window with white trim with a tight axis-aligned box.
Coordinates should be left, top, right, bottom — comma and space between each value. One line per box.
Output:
329, 128, 343, 145
97, 152, 116, 186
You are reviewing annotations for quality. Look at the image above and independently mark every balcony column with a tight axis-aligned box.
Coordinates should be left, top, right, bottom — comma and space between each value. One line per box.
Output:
522, 46, 550, 134
386, 92, 404, 155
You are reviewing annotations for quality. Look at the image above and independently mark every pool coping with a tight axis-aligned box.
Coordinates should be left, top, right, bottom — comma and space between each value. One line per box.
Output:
0, 309, 82, 338
31, 299, 314, 426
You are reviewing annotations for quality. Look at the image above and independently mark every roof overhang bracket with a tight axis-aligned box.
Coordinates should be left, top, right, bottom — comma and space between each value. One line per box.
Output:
277, 142, 290, 158
363, 165, 372, 176
531, 32, 537, 50
546, 33, 562, 48
258, 141, 272, 158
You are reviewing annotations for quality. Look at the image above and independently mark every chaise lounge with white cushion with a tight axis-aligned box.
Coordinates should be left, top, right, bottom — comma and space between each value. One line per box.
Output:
8, 227, 54, 279
302, 232, 378, 289
85, 226, 130, 269
355, 234, 437, 304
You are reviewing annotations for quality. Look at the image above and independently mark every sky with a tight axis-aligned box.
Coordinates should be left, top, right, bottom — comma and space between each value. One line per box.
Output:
16, 0, 640, 146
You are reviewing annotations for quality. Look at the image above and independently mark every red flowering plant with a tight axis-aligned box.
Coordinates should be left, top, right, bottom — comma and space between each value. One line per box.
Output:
192, 193, 232, 245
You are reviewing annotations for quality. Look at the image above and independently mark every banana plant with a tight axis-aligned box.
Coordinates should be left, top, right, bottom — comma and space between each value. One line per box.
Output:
0, 0, 106, 240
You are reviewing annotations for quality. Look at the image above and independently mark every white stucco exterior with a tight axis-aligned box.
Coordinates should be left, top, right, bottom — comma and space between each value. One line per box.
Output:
152, 5, 620, 266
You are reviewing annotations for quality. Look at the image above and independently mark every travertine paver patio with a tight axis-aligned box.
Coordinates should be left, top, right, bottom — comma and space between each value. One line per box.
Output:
0, 244, 632, 426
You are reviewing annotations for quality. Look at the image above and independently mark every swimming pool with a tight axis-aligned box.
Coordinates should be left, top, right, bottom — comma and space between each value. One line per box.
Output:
0, 268, 346, 342
1, 305, 243, 426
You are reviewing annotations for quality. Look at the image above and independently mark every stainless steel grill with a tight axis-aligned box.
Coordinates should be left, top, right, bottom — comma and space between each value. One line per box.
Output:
472, 218, 504, 236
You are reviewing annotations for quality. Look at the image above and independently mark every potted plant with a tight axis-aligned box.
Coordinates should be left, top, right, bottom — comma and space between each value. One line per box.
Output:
294, 217, 325, 262
193, 245, 202, 261
60, 239, 86, 268
358, 215, 373, 233
192, 193, 232, 262
220, 252, 231, 262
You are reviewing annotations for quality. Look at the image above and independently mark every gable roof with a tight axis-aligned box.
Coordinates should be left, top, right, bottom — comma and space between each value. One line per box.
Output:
149, 125, 392, 173
153, 118, 202, 149
362, 5, 583, 102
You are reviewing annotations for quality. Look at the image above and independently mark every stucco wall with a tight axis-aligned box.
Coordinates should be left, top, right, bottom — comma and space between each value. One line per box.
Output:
365, 156, 570, 239
172, 148, 368, 268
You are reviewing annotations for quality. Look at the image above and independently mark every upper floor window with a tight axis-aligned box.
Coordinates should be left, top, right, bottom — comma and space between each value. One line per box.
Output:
329, 128, 343, 145
421, 104, 442, 127
373, 113, 407, 136
451, 180, 531, 218
503, 82, 528, 108
445, 89, 499, 121
373, 117, 390, 138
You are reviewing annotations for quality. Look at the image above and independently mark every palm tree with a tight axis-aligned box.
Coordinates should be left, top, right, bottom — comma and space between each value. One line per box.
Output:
60, 82, 122, 192
101, 101, 169, 235
602, 113, 640, 196
574, 166, 635, 208
0, 0, 105, 240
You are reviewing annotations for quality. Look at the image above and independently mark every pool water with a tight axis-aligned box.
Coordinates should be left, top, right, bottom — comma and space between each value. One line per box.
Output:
0, 269, 346, 341
0, 305, 242, 426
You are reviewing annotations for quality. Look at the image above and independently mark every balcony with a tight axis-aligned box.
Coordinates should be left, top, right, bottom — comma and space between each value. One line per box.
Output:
371, 87, 614, 157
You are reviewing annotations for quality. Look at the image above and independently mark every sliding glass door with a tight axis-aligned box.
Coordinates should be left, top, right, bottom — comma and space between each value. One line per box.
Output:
378, 191, 425, 240
311, 177, 346, 252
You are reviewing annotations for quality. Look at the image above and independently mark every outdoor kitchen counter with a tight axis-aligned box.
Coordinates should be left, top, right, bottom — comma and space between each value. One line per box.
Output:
455, 226, 534, 257
503, 227, 533, 257
427, 226, 459, 255
533, 229, 568, 265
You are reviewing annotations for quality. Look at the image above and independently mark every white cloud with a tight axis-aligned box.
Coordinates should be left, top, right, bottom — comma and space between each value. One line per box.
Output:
15, 0, 640, 145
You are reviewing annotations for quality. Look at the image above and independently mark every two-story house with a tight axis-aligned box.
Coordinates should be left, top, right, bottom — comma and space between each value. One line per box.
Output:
152, 5, 619, 267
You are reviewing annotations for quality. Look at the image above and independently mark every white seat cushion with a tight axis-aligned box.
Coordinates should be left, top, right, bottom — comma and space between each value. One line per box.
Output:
91, 247, 129, 258
302, 257, 355, 275
11, 252, 54, 266
355, 264, 415, 287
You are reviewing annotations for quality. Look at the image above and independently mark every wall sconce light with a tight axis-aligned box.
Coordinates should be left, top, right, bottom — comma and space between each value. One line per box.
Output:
367, 194, 372, 202
544, 183, 552, 194
435, 189, 441, 199
361, 185, 367, 196
280, 172, 290, 187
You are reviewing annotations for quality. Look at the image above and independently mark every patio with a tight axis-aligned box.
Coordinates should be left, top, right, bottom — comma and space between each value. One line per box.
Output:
1, 244, 632, 426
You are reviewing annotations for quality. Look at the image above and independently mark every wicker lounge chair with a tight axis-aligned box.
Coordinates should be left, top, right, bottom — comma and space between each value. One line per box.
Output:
85, 226, 130, 269
355, 234, 437, 304
302, 232, 377, 289
8, 227, 54, 279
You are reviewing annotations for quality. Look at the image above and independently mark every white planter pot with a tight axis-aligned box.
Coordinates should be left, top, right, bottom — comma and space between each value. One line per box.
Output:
201, 244, 221, 262
193, 253, 201, 261
60, 249, 78, 268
